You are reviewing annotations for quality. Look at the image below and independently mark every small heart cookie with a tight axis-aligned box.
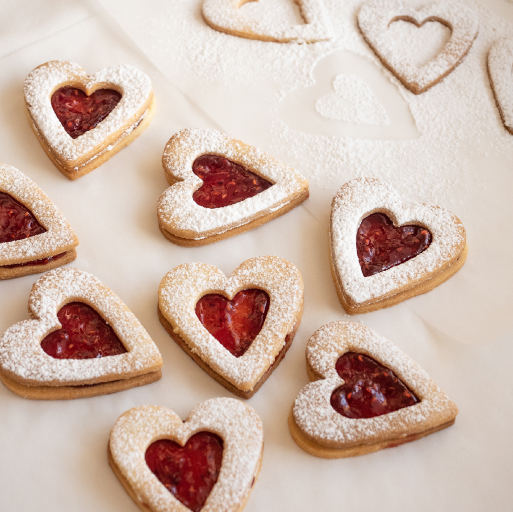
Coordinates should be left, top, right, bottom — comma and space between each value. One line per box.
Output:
158, 128, 309, 246
109, 398, 263, 512
289, 321, 458, 458
0, 268, 162, 399
158, 256, 303, 398
488, 37, 513, 134
202, 0, 332, 43
24, 60, 155, 180
329, 178, 467, 314
357, 0, 479, 94
0, 163, 78, 279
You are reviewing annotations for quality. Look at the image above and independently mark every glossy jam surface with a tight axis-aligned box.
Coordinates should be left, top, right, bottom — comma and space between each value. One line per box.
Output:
40, 302, 127, 359
3, 252, 66, 269
195, 289, 270, 358
192, 155, 272, 209
356, 212, 432, 277
331, 352, 419, 419
0, 191, 46, 244
145, 433, 224, 512
51, 86, 122, 139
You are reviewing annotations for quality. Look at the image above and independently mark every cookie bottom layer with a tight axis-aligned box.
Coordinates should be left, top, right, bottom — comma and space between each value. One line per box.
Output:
108, 441, 263, 512
0, 368, 161, 400
158, 306, 298, 399
158, 189, 309, 247
288, 411, 455, 458
26, 96, 155, 181
332, 243, 468, 315
0, 248, 77, 280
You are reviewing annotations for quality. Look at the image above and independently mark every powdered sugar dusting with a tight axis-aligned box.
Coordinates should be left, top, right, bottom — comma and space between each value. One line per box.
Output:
0, 163, 78, 265
109, 398, 263, 512
0, 268, 162, 385
330, 178, 466, 305
293, 321, 457, 447
488, 37, 513, 134
158, 128, 308, 239
158, 256, 303, 391
24, 60, 152, 167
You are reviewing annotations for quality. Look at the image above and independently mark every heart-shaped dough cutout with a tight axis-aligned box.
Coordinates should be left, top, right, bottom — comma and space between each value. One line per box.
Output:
24, 60, 154, 180
488, 37, 513, 134
289, 321, 458, 458
0, 268, 162, 399
109, 398, 263, 512
0, 163, 78, 279
330, 178, 467, 314
158, 129, 309, 246
357, 0, 479, 94
202, 0, 332, 43
158, 256, 303, 398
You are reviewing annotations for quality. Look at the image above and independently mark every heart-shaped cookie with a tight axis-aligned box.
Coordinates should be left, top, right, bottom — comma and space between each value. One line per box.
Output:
158, 256, 303, 398
330, 178, 467, 314
0, 163, 78, 279
24, 60, 155, 180
158, 129, 309, 246
109, 398, 263, 512
289, 321, 458, 458
357, 0, 479, 94
488, 37, 513, 134
0, 268, 162, 399
202, 0, 332, 43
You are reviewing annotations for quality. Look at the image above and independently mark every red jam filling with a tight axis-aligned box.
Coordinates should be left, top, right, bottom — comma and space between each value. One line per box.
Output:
145, 433, 223, 512
195, 289, 270, 358
0, 191, 46, 243
192, 155, 272, 209
331, 352, 419, 419
40, 302, 127, 359
356, 212, 432, 277
51, 86, 122, 139
3, 252, 66, 269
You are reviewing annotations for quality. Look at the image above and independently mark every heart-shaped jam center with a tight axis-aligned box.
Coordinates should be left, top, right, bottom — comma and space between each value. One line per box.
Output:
51, 86, 122, 139
40, 302, 127, 359
192, 155, 272, 209
356, 212, 432, 277
145, 432, 224, 512
331, 352, 419, 419
195, 289, 270, 358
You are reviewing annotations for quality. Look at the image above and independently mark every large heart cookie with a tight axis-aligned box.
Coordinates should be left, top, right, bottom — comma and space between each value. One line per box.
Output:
24, 60, 155, 180
330, 178, 467, 314
109, 398, 263, 512
158, 129, 309, 246
202, 0, 332, 43
158, 256, 303, 398
488, 37, 513, 134
0, 268, 162, 399
0, 163, 78, 279
357, 0, 479, 94
289, 321, 458, 458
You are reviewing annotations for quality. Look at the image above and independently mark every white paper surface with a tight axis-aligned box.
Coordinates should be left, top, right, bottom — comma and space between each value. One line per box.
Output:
0, 0, 512, 510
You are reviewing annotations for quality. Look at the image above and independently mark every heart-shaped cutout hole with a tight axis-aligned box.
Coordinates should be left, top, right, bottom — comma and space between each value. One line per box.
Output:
192, 155, 273, 209
1, 191, 47, 243
145, 432, 224, 512
51, 87, 122, 139
40, 302, 127, 359
356, 212, 432, 277
331, 352, 419, 419
195, 289, 270, 357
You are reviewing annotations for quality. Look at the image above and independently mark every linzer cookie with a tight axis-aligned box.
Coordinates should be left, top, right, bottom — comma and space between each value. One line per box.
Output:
357, 0, 479, 94
0, 163, 78, 279
109, 398, 263, 512
488, 37, 513, 134
330, 178, 467, 314
24, 60, 155, 180
157, 128, 309, 246
202, 0, 332, 43
0, 268, 162, 399
289, 321, 458, 458
158, 256, 303, 398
